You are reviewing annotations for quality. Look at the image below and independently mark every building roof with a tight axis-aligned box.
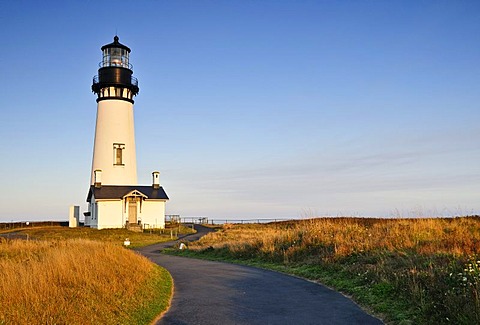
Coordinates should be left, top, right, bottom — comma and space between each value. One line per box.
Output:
101, 36, 131, 52
87, 185, 169, 202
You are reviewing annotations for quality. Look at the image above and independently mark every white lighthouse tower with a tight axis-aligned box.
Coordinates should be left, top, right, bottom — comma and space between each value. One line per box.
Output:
90, 36, 139, 186
86, 36, 168, 230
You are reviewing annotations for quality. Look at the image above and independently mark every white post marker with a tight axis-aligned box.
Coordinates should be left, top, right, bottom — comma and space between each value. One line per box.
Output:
124, 238, 131, 247
179, 243, 187, 250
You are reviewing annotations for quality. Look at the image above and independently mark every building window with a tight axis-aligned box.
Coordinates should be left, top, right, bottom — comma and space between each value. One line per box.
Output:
113, 143, 125, 166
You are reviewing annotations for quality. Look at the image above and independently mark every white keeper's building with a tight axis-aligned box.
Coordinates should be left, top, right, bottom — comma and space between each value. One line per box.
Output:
85, 36, 168, 230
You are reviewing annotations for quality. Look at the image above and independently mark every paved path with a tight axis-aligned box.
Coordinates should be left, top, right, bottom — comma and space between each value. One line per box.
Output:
0, 231, 29, 240
136, 226, 383, 325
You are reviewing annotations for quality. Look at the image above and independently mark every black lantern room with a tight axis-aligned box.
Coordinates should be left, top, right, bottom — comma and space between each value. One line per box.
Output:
92, 36, 139, 103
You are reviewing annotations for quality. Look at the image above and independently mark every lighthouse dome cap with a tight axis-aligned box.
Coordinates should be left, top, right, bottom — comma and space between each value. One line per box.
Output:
101, 35, 131, 53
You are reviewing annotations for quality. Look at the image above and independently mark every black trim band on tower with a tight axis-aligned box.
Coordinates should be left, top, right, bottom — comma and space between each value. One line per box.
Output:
96, 96, 135, 104
92, 67, 139, 95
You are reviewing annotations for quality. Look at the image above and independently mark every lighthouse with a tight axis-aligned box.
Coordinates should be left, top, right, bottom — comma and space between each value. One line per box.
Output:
86, 36, 168, 230
90, 35, 139, 185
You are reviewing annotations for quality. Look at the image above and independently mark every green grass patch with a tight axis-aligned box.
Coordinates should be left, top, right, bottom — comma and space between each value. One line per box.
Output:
128, 265, 173, 324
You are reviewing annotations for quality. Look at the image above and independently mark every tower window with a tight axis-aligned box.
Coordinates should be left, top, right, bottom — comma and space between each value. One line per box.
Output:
113, 143, 125, 166
116, 148, 122, 165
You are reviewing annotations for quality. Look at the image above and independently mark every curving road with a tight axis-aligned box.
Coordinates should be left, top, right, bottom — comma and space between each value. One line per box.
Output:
136, 225, 383, 325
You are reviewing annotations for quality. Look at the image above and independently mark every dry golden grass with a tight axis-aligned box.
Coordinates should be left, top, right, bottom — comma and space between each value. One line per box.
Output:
193, 217, 480, 260
0, 238, 170, 324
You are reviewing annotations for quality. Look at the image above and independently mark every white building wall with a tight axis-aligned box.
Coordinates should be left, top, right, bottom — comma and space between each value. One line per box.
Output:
88, 198, 166, 230
91, 99, 137, 186
139, 200, 166, 229
95, 200, 124, 230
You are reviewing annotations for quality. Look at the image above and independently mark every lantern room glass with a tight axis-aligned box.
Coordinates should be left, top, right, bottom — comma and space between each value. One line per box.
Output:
102, 47, 130, 69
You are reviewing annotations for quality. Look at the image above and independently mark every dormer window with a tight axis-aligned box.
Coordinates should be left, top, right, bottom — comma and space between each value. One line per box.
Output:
113, 143, 125, 166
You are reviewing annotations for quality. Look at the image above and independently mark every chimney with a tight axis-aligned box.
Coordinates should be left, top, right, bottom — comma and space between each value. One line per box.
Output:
152, 171, 160, 189
94, 170, 102, 188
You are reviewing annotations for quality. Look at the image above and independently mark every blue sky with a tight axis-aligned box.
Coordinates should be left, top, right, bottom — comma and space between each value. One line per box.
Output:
0, 1, 479, 221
